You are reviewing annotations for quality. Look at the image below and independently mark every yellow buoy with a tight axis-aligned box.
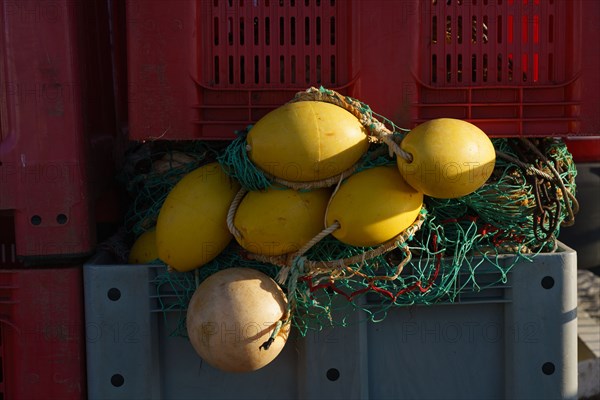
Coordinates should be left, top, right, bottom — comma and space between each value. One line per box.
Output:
186, 268, 289, 373
396, 118, 496, 199
128, 228, 158, 264
247, 101, 369, 182
326, 165, 423, 247
234, 187, 330, 256
156, 163, 240, 272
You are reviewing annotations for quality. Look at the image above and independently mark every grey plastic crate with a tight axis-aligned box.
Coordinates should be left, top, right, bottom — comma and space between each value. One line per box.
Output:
84, 243, 578, 400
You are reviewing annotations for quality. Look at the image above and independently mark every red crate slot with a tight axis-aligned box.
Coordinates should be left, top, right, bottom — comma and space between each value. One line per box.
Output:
0, 0, 119, 260
124, 0, 599, 140
0, 267, 86, 400
126, 0, 358, 140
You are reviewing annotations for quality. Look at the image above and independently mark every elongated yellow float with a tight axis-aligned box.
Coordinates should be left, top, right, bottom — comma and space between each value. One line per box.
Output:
396, 118, 496, 199
156, 163, 240, 272
247, 101, 369, 182
234, 187, 330, 256
128, 228, 158, 264
326, 165, 423, 247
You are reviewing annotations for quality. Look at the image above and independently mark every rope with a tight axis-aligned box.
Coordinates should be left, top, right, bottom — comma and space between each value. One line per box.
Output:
226, 187, 248, 241
291, 87, 414, 163
250, 207, 427, 275
263, 162, 360, 190
519, 138, 579, 226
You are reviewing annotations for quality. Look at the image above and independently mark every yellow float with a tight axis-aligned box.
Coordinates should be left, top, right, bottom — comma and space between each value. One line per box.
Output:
247, 101, 369, 182
325, 165, 423, 247
186, 268, 289, 372
128, 228, 158, 264
156, 163, 240, 272
234, 187, 331, 256
396, 118, 496, 199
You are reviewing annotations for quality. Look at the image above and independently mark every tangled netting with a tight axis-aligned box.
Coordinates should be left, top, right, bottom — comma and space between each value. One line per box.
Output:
118, 140, 227, 237
119, 90, 578, 337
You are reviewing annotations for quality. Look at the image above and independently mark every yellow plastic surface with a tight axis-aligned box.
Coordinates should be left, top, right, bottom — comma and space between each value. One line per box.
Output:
128, 228, 158, 264
156, 163, 241, 272
186, 268, 289, 372
247, 101, 369, 182
396, 118, 496, 199
326, 165, 423, 247
234, 187, 331, 256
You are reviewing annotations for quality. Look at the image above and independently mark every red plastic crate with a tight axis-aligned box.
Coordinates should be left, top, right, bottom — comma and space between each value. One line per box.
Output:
0, 267, 86, 400
124, 0, 599, 141
0, 0, 119, 260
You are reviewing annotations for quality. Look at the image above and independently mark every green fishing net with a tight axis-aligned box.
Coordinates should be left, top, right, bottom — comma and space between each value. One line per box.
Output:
120, 132, 576, 337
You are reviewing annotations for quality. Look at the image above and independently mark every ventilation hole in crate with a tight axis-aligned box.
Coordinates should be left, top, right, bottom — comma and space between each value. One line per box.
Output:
521, 15, 528, 43
266, 55, 271, 84
229, 56, 234, 84
254, 17, 259, 45
541, 276, 555, 289
305, 0, 309, 6
471, 16, 477, 44
279, 17, 285, 44
228, 17, 234, 45
240, 17, 245, 45
497, 54, 502, 82
508, 15, 513, 44
457, 16, 462, 44
305, 17, 310, 45
542, 362, 555, 375
111, 374, 125, 387
446, 54, 452, 83
291, 0, 295, 6
533, 53, 539, 82
316, 16, 321, 45
280, 55, 285, 83
457, 54, 463, 82
497, 15, 502, 43
446, 16, 451, 44
316, 55, 322, 83
254, 56, 260, 84
483, 54, 488, 82
508, 53, 514, 82
482, 15, 488, 43
432, 16, 437, 43
326, 368, 340, 381
305, 55, 311, 84
316, 0, 320, 6
214, 56, 220, 84
214, 18, 219, 45
471, 54, 477, 82
522, 53, 528, 82
533, 15, 539, 43
107, 288, 121, 301
291, 17, 296, 45
265, 17, 270, 45
240, 56, 246, 84
330, 16, 335, 45
31, 215, 42, 226
330, 55, 336, 84
56, 214, 68, 225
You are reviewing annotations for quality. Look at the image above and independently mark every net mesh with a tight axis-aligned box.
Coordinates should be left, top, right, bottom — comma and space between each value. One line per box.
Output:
117, 93, 577, 338
119, 135, 576, 337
